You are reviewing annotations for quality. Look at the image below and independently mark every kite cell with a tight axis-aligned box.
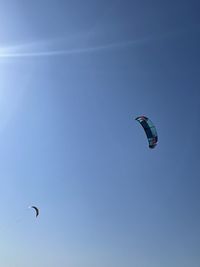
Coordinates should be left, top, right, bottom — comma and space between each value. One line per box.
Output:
135, 116, 158, 148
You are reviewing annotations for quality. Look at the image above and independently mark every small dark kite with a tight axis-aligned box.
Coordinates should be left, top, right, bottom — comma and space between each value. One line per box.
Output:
135, 116, 158, 148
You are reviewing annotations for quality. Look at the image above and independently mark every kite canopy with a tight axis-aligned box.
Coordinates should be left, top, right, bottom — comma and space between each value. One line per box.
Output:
31, 206, 39, 217
135, 116, 158, 148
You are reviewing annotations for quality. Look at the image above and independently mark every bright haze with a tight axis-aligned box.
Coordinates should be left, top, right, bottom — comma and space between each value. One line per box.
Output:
0, 1, 200, 266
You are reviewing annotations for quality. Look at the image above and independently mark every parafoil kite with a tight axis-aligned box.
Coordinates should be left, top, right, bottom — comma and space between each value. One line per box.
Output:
31, 206, 39, 217
135, 116, 158, 148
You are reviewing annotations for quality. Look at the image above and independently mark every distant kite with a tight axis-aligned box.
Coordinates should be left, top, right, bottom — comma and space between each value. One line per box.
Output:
135, 116, 158, 148
31, 206, 39, 218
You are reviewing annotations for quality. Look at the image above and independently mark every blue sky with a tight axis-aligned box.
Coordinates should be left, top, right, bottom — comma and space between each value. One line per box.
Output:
0, 1, 200, 266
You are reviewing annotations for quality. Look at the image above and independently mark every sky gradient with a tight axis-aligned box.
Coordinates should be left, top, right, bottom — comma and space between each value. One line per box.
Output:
0, 1, 200, 266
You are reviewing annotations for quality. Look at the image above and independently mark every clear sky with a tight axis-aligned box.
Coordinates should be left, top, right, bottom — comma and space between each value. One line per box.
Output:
0, 0, 200, 266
